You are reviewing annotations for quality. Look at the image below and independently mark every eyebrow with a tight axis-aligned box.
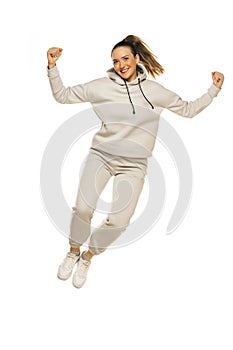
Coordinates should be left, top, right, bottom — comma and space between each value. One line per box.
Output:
112, 55, 129, 61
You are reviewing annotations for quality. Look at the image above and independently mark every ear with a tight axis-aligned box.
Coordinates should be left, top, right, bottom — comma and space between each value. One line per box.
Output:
135, 53, 140, 64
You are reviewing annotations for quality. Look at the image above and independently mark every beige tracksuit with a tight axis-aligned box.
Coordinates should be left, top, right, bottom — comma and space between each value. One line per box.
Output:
47, 64, 220, 254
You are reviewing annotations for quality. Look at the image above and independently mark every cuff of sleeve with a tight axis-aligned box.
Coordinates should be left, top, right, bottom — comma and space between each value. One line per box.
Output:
47, 65, 59, 77
208, 84, 221, 98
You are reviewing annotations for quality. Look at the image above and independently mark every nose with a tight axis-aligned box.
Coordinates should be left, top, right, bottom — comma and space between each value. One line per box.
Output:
119, 60, 125, 69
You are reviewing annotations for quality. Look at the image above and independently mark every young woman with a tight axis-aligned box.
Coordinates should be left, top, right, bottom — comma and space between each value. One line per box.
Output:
47, 35, 224, 288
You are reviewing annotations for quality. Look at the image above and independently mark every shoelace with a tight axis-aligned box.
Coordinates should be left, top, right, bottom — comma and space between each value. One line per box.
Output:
64, 254, 78, 269
78, 259, 90, 276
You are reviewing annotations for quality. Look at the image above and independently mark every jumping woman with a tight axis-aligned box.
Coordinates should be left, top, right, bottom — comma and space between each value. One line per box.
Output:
47, 35, 224, 288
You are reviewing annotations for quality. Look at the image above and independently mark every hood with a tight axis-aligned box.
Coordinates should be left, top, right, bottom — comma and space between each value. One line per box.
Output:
107, 64, 147, 86
106, 63, 153, 115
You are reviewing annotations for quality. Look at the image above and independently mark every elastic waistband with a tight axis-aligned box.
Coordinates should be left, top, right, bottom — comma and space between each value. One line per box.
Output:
90, 147, 148, 165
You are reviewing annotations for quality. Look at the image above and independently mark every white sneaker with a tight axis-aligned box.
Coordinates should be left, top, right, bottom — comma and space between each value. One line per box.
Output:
72, 255, 91, 288
57, 252, 80, 280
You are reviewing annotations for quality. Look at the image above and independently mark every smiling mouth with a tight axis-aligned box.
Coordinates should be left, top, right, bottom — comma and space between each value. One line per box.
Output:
120, 68, 129, 74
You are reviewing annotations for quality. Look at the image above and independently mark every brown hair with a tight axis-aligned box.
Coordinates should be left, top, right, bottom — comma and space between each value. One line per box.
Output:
111, 35, 164, 79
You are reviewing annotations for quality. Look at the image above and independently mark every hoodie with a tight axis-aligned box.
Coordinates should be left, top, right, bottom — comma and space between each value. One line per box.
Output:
47, 64, 220, 158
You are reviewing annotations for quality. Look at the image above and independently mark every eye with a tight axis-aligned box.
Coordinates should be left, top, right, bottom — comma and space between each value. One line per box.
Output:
123, 57, 129, 61
113, 60, 118, 65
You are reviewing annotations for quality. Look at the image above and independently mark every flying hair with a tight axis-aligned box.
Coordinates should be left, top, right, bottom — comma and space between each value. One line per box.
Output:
111, 35, 164, 79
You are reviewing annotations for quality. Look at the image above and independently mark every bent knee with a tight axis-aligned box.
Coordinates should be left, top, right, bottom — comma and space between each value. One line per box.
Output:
72, 206, 93, 223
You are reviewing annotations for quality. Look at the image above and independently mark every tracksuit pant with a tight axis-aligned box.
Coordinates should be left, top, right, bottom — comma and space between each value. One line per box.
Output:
69, 148, 147, 255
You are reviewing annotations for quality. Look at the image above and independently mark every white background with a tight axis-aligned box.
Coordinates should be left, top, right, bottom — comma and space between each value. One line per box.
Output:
1, 0, 232, 349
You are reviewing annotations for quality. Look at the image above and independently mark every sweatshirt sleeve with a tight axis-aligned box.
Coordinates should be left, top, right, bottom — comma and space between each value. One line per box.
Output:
157, 83, 221, 118
47, 66, 91, 104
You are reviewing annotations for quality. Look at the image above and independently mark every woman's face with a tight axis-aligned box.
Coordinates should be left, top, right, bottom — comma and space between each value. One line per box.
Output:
112, 46, 139, 82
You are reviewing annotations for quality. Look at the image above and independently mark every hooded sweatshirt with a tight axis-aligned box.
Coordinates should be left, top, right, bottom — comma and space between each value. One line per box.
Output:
47, 64, 220, 158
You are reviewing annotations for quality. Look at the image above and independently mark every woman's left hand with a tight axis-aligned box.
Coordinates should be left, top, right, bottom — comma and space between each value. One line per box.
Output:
212, 71, 224, 88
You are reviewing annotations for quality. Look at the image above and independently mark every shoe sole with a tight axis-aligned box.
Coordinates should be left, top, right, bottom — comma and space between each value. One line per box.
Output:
72, 279, 85, 288
57, 272, 72, 281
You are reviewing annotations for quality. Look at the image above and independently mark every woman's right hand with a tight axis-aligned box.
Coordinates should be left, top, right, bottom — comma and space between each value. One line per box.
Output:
47, 47, 63, 69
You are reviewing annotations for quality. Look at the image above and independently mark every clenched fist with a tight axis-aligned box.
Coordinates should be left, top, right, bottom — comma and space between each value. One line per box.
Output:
47, 47, 63, 69
212, 71, 224, 89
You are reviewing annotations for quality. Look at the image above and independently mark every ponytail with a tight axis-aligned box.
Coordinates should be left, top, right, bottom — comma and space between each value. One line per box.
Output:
111, 35, 164, 79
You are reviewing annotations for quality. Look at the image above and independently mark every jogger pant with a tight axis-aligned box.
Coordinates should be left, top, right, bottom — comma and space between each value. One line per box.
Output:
69, 148, 147, 255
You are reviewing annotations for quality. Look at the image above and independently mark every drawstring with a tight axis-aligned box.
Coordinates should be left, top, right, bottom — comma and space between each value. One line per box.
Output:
138, 78, 154, 110
123, 77, 154, 114
123, 79, 136, 114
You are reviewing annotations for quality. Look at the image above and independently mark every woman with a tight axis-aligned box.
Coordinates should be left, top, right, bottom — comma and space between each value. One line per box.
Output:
47, 35, 224, 288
